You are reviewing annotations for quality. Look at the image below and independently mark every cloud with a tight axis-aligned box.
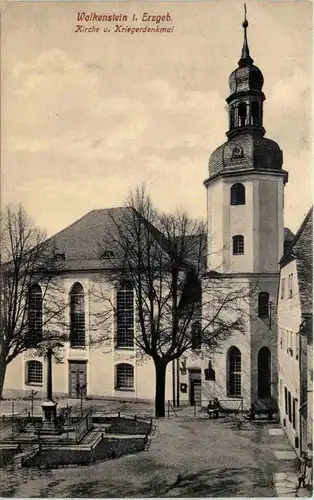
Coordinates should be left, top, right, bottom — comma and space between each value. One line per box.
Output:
2, 0, 312, 240
266, 66, 311, 150
4, 49, 225, 165
270, 68, 310, 111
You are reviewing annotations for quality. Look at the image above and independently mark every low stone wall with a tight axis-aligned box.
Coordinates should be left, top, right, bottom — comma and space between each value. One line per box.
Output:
0, 446, 19, 467
1, 391, 153, 403
94, 416, 151, 435
1, 389, 66, 400
92, 436, 146, 461
24, 436, 146, 468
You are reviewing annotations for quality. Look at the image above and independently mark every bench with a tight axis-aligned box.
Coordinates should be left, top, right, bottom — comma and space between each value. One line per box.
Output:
252, 408, 277, 419
207, 408, 219, 419
243, 407, 278, 424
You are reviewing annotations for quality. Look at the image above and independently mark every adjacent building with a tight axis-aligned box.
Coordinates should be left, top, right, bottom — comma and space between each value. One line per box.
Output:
277, 207, 313, 454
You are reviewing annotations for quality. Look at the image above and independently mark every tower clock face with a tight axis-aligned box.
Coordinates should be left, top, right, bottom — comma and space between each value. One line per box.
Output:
232, 145, 243, 158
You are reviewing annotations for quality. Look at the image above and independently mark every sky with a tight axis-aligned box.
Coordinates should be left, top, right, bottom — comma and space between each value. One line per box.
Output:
1, 0, 312, 236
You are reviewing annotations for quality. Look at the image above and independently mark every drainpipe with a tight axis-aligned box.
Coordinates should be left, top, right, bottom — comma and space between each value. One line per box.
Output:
298, 401, 308, 453
172, 359, 176, 406
176, 357, 180, 407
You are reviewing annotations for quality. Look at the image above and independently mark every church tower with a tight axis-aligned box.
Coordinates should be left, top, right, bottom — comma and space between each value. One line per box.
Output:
205, 9, 288, 274
203, 8, 289, 408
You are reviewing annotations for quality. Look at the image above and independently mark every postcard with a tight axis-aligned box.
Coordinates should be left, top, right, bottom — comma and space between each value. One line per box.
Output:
0, 0, 313, 497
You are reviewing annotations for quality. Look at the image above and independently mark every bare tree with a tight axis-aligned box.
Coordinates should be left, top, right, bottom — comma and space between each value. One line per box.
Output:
96, 188, 253, 418
0, 205, 67, 399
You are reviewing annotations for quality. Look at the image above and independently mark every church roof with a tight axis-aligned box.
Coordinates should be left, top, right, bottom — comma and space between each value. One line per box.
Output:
228, 7, 264, 98
204, 6, 289, 187
47, 207, 206, 273
206, 133, 285, 183
48, 207, 129, 271
280, 207, 313, 316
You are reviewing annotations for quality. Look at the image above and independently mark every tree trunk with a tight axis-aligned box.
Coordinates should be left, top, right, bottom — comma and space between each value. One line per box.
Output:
0, 360, 7, 401
154, 358, 167, 418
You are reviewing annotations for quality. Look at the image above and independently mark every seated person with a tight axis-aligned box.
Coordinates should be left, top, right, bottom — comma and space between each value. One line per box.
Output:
213, 398, 220, 418
207, 400, 215, 418
245, 404, 256, 420
267, 408, 273, 420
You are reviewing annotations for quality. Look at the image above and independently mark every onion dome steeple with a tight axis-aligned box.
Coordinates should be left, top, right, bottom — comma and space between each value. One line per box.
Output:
227, 4, 265, 139
206, 5, 287, 185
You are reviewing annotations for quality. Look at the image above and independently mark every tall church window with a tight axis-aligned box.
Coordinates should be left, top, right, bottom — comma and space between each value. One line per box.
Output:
238, 102, 247, 127
28, 284, 43, 346
70, 282, 85, 348
251, 101, 260, 126
116, 281, 134, 348
191, 321, 202, 350
116, 363, 134, 390
232, 235, 244, 255
258, 292, 269, 317
230, 183, 245, 205
227, 346, 241, 397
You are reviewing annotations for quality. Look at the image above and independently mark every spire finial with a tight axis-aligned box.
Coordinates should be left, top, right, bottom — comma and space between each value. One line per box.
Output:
238, 3, 253, 67
243, 3, 248, 28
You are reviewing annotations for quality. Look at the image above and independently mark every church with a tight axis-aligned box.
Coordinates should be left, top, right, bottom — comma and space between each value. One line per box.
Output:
3, 14, 292, 412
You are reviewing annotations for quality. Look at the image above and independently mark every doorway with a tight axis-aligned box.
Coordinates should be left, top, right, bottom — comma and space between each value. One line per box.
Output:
189, 369, 202, 406
68, 361, 87, 398
258, 347, 271, 398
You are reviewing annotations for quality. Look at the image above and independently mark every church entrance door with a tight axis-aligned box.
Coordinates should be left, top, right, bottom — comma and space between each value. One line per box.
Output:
189, 369, 202, 406
68, 361, 87, 398
258, 347, 271, 398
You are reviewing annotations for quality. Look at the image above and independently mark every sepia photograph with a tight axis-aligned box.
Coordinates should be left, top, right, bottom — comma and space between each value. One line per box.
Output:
0, 0, 313, 497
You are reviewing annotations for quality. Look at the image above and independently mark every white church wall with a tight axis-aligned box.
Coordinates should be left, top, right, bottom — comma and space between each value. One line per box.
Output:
257, 179, 284, 273
249, 276, 279, 404
227, 179, 254, 273
207, 179, 224, 271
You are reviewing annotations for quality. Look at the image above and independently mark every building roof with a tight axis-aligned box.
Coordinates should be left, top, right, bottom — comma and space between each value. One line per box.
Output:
228, 9, 264, 97
280, 207, 313, 316
47, 207, 206, 273
47, 207, 129, 271
284, 227, 295, 254
206, 133, 285, 183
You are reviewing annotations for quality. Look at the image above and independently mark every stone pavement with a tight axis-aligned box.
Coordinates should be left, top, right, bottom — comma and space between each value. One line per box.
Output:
1, 399, 313, 497
267, 427, 312, 497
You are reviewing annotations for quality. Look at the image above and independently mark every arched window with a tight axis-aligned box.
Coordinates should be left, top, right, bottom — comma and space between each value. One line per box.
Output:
116, 363, 134, 390
26, 360, 43, 384
28, 284, 43, 346
258, 347, 271, 398
258, 292, 269, 317
229, 107, 235, 130
70, 283, 85, 348
191, 321, 202, 350
232, 235, 244, 255
230, 183, 245, 205
238, 102, 247, 127
116, 281, 134, 348
227, 346, 241, 396
251, 101, 260, 126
